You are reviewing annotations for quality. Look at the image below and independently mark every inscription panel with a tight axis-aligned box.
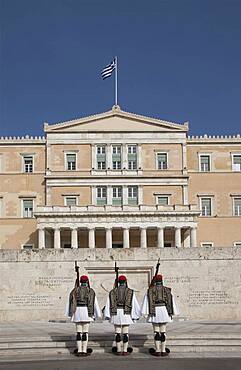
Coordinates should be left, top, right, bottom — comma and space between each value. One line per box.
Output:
0, 249, 241, 321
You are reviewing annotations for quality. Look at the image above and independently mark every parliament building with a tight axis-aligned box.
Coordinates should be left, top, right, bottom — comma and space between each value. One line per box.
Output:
0, 105, 241, 250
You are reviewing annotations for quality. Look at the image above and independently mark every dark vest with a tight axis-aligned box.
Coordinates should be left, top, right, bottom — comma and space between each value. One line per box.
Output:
109, 286, 133, 315
68, 286, 95, 317
147, 285, 173, 316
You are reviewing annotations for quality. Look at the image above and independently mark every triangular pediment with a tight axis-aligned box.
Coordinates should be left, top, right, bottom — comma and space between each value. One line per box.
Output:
44, 106, 188, 133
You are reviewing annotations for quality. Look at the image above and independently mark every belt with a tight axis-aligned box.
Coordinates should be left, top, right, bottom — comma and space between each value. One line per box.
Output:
77, 304, 87, 307
117, 304, 124, 308
155, 303, 166, 307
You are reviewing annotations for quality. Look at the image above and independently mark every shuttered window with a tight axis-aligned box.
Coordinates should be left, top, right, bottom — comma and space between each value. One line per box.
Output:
65, 197, 77, 206
234, 198, 241, 216
200, 155, 210, 172
157, 196, 169, 205
157, 153, 168, 170
112, 186, 122, 205
201, 198, 212, 216
96, 186, 107, 205
232, 155, 241, 171
22, 199, 33, 218
128, 145, 137, 170
128, 186, 138, 205
66, 154, 76, 171
96, 146, 106, 170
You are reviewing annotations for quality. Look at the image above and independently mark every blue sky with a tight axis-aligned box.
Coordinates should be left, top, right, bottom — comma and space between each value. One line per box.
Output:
0, 0, 240, 136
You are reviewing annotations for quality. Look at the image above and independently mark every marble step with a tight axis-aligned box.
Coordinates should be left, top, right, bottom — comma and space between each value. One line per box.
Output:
1, 336, 241, 356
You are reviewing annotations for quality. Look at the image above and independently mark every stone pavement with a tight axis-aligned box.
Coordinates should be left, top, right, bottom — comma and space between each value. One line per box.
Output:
0, 320, 241, 361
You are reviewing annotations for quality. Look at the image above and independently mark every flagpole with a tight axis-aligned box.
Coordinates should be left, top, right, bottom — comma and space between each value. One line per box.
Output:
115, 56, 118, 106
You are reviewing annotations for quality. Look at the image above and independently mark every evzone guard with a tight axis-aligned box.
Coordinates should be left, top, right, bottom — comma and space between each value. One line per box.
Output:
141, 259, 180, 357
104, 263, 141, 355
66, 262, 101, 357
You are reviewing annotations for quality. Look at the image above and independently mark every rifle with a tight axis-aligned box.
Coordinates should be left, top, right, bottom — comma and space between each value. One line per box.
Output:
150, 258, 160, 286
114, 262, 119, 288
75, 261, 80, 287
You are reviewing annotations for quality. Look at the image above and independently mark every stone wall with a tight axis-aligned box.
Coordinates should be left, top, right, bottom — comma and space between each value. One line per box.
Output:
0, 247, 240, 321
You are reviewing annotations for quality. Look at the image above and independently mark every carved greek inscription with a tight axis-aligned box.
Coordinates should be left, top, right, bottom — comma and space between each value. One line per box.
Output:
7, 294, 54, 307
165, 276, 199, 284
188, 290, 238, 307
35, 276, 73, 288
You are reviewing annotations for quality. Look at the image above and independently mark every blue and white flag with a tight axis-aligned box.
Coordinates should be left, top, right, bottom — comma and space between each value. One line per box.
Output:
101, 58, 116, 80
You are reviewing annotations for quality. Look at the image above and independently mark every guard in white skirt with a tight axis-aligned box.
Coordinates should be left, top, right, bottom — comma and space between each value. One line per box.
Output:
104, 275, 140, 356
66, 275, 101, 357
141, 274, 180, 357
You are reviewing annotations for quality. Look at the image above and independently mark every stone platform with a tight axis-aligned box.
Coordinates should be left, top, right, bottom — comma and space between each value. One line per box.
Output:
1, 320, 241, 359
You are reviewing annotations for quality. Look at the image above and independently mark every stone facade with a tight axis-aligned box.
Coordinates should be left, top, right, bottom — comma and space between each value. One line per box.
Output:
0, 106, 241, 249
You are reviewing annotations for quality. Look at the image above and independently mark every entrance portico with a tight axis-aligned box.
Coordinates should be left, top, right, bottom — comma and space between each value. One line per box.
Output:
36, 204, 200, 249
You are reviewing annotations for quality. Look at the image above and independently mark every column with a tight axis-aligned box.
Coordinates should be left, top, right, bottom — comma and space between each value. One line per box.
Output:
140, 227, 147, 248
138, 186, 143, 205
71, 228, 78, 249
46, 185, 51, 206
88, 228, 95, 249
106, 144, 112, 169
175, 227, 181, 248
91, 145, 96, 169
123, 186, 128, 205
123, 227, 130, 249
183, 185, 189, 205
107, 186, 112, 205
54, 227, 61, 249
106, 227, 112, 249
123, 144, 128, 169
137, 144, 142, 169
157, 227, 164, 248
38, 228, 45, 249
190, 227, 197, 248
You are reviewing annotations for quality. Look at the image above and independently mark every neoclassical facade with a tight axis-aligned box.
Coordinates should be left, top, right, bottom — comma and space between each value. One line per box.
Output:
0, 106, 241, 249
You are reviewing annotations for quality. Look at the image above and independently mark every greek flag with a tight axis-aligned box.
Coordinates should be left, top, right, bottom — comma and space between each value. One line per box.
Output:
101, 58, 116, 80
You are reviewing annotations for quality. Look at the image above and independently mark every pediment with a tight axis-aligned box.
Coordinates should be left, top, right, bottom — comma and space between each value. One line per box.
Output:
44, 107, 188, 133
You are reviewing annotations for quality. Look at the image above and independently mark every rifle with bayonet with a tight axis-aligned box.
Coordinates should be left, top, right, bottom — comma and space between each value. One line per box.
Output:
150, 258, 160, 286
114, 262, 119, 288
75, 261, 80, 287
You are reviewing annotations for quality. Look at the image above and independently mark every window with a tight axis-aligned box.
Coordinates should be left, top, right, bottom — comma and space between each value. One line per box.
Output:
233, 242, 241, 247
65, 197, 77, 206
199, 154, 211, 172
128, 145, 137, 154
112, 186, 122, 205
201, 242, 213, 247
23, 155, 33, 173
22, 199, 34, 218
232, 154, 241, 171
157, 196, 169, 206
66, 153, 76, 171
112, 145, 121, 170
128, 186, 138, 205
157, 153, 168, 170
22, 244, 34, 250
112, 146, 121, 154
128, 145, 137, 170
234, 197, 241, 216
97, 146, 106, 154
96, 146, 106, 170
201, 198, 212, 216
96, 186, 107, 205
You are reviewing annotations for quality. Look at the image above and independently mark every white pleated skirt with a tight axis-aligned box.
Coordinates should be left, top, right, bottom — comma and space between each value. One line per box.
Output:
109, 308, 133, 325
71, 306, 94, 323
147, 306, 172, 323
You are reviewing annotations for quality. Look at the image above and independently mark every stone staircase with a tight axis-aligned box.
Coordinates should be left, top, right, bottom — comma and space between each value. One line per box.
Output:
1, 333, 241, 357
